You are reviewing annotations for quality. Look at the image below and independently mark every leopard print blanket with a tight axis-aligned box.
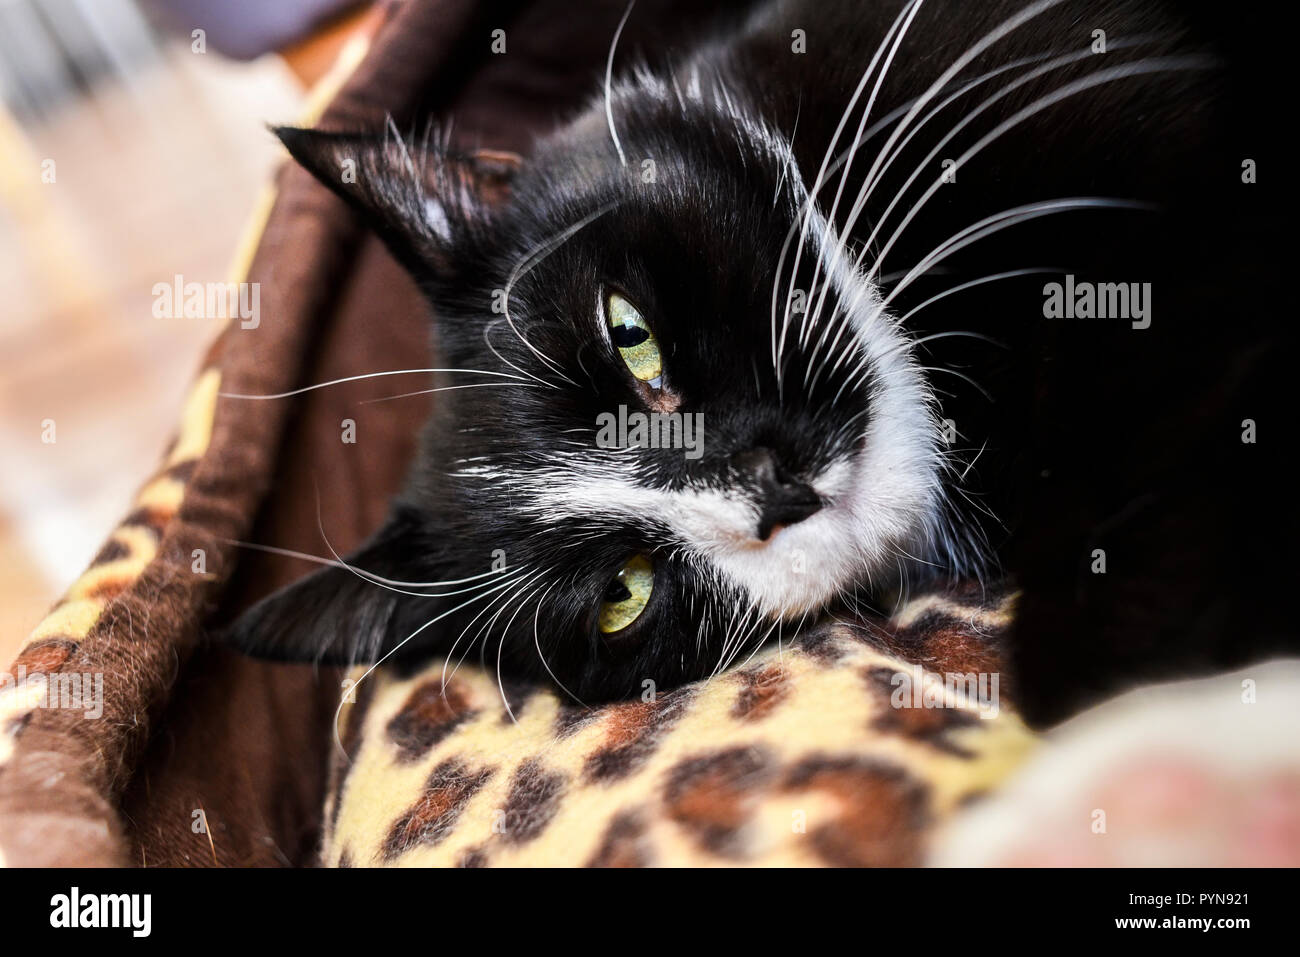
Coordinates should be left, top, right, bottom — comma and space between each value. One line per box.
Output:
322, 589, 1035, 867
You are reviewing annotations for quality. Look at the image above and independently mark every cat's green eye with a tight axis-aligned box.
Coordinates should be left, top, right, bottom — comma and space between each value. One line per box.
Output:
607, 292, 663, 388
597, 553, 655, 634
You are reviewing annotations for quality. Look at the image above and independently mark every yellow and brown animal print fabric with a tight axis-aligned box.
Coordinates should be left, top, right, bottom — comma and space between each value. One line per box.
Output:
323, 590, 1035, 867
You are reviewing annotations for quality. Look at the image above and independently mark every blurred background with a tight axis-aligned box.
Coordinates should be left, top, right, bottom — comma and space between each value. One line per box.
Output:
0, 0, 383, 664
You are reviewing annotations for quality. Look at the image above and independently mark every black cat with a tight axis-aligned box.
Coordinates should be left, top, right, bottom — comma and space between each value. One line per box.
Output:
225, 0, 1288, 722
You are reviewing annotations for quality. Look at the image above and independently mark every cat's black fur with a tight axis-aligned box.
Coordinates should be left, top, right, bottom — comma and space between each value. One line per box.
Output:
224, 0, 1288, 723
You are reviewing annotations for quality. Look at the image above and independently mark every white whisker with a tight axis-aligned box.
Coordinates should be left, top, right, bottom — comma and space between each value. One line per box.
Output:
361, 381, 546, 404
442, 569, 540, 688
313, 496, 510, 599
220, 538, 504, 589
218, 367, 528, 400
800, 0, 926, 354
604, 0, 636, 167
502, 201, 620, 386
897, 268, 1061, 326
865, 56, 1209, 283
531, 580, 591, 709
772, 0, 924, 386
884, 197, 1150, 305
331, 572, 525, 758
798, 0, 1077, 383
802, 42, 1148, 384
495, 578, 549, 722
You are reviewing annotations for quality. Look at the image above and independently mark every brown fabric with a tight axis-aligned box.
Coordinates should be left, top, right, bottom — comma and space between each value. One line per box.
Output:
0, 0, 761, 867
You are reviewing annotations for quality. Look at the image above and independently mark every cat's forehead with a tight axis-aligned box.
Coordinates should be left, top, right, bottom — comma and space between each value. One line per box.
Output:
517, 80, 808, 249
499, 161, 835, 359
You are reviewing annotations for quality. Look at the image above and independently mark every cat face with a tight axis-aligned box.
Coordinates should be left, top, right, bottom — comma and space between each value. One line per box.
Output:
257, 90, 952, 700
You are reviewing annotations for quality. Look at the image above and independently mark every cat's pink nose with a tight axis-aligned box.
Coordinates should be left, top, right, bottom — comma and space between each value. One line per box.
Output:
732, 447, 822, 539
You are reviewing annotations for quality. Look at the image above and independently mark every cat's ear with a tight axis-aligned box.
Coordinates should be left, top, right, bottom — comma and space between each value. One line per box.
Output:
219, 508, 431, 665
273, 124, 522, 279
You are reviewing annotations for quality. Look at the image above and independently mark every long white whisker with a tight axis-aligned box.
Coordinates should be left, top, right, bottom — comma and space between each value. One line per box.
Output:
732, 615, 784, 675
361, 382, 546, 404
331, 572, 524, 757
801, 0, 1075, 377
897, 268, 1061, 325
604, 0, 636, 167
850, 41, 1155, 294
445, 579, 524, 684
483, 317, 558, 389
220, 538, 506, 589
772, 96, 801, 207
313, 496, 510, 599
833, 198, 1150, 406
918, 364, 993, 401
531, 580, 591, 709
802, 42, 1150, 384
772, 0, 924, 384
442, 569, 539, 688
453, 570, 546, 685
219, 368, 528, 400
494, 578, 549, 723
885, 198, 1150, 306
865, 56, 1210, 283
719, 605, 768, 676
712, 596, 761, 680
853, 0, 1070, 228
800, 0, 926, 353
767, 44, 1067, 394
810, 3, 1100, 395
834, 269, 1052, 394
502, 202, 619, 386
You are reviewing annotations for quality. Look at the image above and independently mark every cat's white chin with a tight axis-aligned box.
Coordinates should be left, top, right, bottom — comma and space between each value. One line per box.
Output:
704, 506, 861, 618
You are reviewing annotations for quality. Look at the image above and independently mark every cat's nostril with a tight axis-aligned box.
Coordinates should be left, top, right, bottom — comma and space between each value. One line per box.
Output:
733, 447, 822, 539
755, 484, 822, 540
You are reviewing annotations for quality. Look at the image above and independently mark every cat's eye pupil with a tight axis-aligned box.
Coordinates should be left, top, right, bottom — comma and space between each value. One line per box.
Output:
597, 553, 654, 635
610, 323, 649, 349
603, 579, 632, 603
